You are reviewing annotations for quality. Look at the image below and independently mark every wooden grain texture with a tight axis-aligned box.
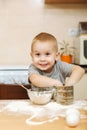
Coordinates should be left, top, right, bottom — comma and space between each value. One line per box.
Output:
0, 84, 31, 99
45, 0, 87, 4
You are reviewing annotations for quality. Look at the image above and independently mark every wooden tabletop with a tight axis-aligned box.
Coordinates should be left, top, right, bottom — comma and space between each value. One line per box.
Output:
0, 100, 87, 130
0, 113, 87, 130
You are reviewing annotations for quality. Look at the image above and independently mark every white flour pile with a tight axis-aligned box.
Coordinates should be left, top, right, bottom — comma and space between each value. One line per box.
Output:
0, 100, 87, 125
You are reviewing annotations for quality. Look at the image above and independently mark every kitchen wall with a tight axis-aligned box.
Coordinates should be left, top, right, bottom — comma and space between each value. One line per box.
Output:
74, 74, 87, 99
0, 0, 87, 66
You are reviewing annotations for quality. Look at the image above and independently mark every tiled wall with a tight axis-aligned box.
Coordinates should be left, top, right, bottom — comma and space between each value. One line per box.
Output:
0, 0, 87, 65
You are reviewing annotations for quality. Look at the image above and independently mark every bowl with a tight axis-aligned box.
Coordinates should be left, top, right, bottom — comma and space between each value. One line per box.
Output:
27, 89, 53, 105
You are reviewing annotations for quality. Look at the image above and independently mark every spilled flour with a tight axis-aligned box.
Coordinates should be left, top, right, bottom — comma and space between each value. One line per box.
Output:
0, 100, 87, 125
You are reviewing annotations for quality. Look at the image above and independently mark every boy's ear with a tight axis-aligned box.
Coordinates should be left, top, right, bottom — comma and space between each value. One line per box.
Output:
56, 52, 60, 61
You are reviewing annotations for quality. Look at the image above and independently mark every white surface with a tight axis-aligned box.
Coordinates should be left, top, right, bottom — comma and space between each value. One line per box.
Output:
0, 65, 28, 70
0, 66, 29, 84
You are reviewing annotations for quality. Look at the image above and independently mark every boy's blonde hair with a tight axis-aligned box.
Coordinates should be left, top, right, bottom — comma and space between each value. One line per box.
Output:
31, 32, 58, 52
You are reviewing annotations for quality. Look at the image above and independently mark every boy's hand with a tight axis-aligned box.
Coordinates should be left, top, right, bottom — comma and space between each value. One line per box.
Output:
29, 73, 63, 88
65, 77, 69, 85
55, 80, 63, 87
65, 77, 73, 86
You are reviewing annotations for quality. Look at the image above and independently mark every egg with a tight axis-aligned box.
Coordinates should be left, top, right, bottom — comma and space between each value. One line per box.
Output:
65, 108, 80, 127
66, 108, 80, 116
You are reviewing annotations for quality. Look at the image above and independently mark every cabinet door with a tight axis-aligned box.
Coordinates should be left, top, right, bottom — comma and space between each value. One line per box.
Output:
0, 84, 31, 99
45, 0, 87, 4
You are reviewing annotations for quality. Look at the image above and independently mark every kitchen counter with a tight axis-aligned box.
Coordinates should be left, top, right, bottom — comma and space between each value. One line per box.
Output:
0, 100, 87, 130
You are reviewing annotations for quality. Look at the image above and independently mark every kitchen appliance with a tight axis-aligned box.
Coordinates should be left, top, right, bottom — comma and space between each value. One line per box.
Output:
74, 22, 87, 65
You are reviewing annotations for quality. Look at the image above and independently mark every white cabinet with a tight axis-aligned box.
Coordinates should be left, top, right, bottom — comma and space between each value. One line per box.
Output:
74, 74, 87, 100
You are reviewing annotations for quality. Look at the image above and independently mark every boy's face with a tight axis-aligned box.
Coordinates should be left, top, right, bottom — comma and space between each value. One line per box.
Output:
31, 41, 59, 73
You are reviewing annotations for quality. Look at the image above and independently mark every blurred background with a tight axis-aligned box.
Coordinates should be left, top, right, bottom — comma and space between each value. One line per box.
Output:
0, 0, 87, 66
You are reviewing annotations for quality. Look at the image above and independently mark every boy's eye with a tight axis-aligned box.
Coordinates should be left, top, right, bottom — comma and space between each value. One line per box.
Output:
46, 53, 50, 56
35, 53, 40, 56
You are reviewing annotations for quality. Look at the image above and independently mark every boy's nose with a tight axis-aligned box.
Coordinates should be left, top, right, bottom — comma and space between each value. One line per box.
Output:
40, 55, 46, 61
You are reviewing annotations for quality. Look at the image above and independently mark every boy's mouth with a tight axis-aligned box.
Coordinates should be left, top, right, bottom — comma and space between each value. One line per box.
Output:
39, 63, 48, 67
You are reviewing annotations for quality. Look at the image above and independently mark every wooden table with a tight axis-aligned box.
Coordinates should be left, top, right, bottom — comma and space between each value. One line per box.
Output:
0, 100, 87, 130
